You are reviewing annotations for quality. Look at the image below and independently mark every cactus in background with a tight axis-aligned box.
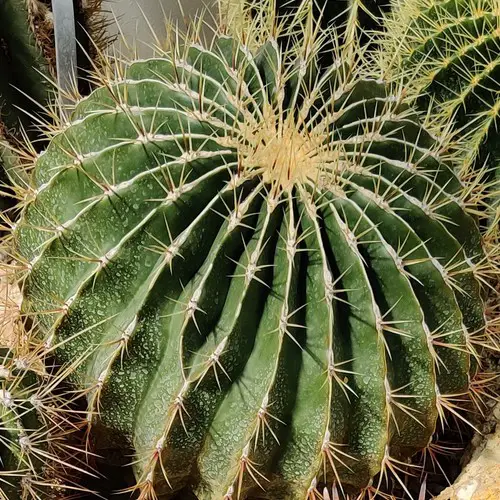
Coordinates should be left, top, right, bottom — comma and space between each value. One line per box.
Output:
0, 0, 52, 141
380, 0, 500, 218
0, 0, 109, 211
278, 0, 392, 42
0, 347, 45, 499
0, 0, 108, 138
0, 0, 52, 212
0, 274, 91, 498
9, 2, 497, 498
222, 0, 391, 67
0, 344, 74, 499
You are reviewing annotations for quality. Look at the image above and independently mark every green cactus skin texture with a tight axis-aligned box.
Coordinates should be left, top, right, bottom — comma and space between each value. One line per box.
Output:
13, 8, 487, 499
382, 0, 500, 200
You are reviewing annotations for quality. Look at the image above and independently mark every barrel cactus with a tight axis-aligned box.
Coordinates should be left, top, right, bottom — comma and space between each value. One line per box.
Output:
380, 0, 500, 210
10, 3, 493, 498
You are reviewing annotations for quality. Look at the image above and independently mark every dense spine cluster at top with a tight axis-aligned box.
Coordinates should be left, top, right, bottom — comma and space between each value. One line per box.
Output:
380, 0, 500, 216
9, 3, 495, 497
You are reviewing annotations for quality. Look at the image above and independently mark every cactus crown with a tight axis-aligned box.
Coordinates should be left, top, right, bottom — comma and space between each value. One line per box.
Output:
7, 1, 494, 498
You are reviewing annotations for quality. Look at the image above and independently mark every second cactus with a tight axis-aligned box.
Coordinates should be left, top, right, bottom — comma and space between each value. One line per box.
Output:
382, 0, 500, 202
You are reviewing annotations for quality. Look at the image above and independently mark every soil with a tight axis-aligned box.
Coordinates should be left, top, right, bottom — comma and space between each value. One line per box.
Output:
0, 261, 21, 347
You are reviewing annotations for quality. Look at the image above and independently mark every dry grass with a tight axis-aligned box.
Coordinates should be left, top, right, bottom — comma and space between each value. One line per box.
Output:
0, 263, 21, 347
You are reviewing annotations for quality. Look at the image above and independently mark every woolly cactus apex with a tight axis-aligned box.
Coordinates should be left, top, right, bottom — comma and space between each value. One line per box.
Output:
380, 0, 500, 206
12, 3, 490, 498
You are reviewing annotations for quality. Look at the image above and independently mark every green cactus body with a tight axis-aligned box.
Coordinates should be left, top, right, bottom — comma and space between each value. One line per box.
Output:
383, 0, 500, 197
14, 11, 486, 498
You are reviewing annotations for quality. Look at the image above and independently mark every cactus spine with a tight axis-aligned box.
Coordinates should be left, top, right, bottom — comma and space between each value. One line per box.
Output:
381, 0, 500, 214
0, 342, 74, 499
9, 2, 496, 498
0, 271, 90, 497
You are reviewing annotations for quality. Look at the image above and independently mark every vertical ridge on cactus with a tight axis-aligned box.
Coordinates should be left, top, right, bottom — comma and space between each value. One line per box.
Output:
8, 2, 496, 498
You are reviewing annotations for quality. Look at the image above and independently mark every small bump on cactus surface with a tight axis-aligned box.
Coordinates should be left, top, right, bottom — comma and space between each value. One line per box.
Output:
380, 0, 500, 215
7, 2, 499, 498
